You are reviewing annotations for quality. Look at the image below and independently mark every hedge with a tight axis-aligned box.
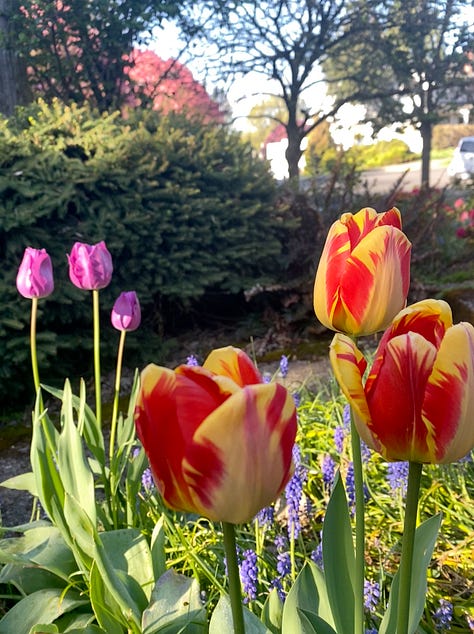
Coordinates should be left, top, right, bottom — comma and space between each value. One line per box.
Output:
0, 100, 290, 407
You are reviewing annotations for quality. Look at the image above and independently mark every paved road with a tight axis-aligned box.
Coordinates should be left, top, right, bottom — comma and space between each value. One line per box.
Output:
362, 159, 450, 192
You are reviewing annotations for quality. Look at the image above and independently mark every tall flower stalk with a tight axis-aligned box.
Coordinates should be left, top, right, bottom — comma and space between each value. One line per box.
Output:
350, 415, 365, 634
397, 461, 423, 634
222, 522, 246, 634
109, 291, 141, 460
68, 240, 113, 427
92, 289, 102, 427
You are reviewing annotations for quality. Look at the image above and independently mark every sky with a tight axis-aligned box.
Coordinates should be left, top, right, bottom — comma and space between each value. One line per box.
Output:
150, 6, 474, 139
150, 20, 331, 132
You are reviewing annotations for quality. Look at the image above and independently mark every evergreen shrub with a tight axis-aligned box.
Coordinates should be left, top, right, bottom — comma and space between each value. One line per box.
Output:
0, 100, 287, 407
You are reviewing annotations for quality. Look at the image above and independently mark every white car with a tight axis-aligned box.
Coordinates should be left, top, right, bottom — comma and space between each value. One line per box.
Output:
447, 136, 474, 179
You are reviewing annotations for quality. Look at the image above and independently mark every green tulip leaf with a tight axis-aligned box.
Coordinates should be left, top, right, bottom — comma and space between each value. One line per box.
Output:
99, 528, 154, 604
28, 625, 59, 633
30, 407, 65, 527
0, 471, 37, 498
261, 587, 283, 633
322, 471, 355, 634
209, 594, 270, 633
297, 609, 338, 634
150, 516, 167, 581
379, 513, 442, 634
282, 561, 335, 632
0, 524, 75, 582
0, 588, 86, 634
142, 569, 207, 634
90, 561, 126, 634
57, 381, 96, 526
43, 381, 105, 464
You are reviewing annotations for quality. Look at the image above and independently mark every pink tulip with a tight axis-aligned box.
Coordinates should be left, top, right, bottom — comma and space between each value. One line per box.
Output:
68, 241, 113, 290
111, 291, 141, 332
16, 247, 54, 299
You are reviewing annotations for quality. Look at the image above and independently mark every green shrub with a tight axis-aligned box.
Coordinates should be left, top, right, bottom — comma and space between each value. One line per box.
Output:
347, 139, 417, 169
305, 139, 417, 175
0, 100, 287, 407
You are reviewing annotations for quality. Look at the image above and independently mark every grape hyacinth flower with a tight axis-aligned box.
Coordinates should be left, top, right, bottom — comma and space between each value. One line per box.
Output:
270, 577, 286, 602
311, 542, 323, 569
186, 354, 199, 366
279, 354, 289, 378
364, 579, 380, 612
274, 534, 287, 552
346, 461, 356, 507
387, 461, 409, 496
239, 549, 258, 603
433, 599, 453, 630
256, 505, 274, 528
285, 444, 308, 539
334, 426, 345, 453
292, 391, 301, 407
276, 550, 291, 578
342, 403, 351, 429
141, 467, 154, 493
322, 454, 336, 491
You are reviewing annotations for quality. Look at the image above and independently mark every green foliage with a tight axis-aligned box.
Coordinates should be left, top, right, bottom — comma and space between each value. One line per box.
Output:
348, 140, 418, 169
0, 100, 284, 405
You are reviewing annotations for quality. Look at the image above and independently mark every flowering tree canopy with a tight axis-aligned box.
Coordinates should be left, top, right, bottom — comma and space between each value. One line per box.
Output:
14, 0, 191, 112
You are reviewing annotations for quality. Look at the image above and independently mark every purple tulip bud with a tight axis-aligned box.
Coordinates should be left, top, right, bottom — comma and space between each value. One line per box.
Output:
68, 241, 113, 290
111, 291, 141, 332
16, 247, 54, 299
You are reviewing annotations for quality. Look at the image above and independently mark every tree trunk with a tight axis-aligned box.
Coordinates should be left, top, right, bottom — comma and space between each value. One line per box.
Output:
285, 135, 303, 182
419, 107, 432, 188
0, 0, 30, 116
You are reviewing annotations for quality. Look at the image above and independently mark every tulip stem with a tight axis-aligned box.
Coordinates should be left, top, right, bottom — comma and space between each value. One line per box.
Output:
396, 461, 423, 634
92, 289, 102, 428
350, 414, 365, 634
30, 297, 43, 410
109, 329, 126, 462
222, 522, 246, 634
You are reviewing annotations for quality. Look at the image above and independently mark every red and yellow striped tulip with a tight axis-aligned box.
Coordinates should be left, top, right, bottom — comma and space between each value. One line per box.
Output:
135, 346, 297, 523
330, 299, 474, 463
314, 207, 411, 336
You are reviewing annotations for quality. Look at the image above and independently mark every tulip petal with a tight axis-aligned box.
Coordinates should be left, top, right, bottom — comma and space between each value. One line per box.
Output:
329, 335, 375, 447
183, 383, 297, 523
135, 364, 232, 512
313, 220, 352, 330
383, 299, 452, 348
365, 333, 438, 461
203, 346, 262, 386
423, 322, 474, 462
337, 225, 411, 335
